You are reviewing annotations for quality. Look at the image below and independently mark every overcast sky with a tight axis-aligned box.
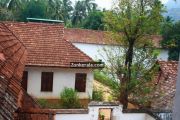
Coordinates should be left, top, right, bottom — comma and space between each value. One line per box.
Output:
71, 0, 169, 10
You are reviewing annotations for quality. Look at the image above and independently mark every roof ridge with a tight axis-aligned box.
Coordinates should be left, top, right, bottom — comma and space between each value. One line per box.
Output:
3, 21, 64, 26
65, 27, 105, 33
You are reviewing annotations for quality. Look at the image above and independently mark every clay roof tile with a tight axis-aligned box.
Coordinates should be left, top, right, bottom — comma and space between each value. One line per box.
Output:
4, 22, 93, 67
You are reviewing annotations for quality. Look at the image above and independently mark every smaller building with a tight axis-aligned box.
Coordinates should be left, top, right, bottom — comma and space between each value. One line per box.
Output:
64, 28, 169, 61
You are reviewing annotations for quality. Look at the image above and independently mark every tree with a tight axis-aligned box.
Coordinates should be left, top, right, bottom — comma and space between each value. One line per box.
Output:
19, 0, 47, 21
61, 0, 73, 24
0, 7, 14, 21
0, 0, 7, 8
7, 0, 22, 11
84, 0, 97, 12
83, 10, 105, 30
104, 0, 163, 109
71, 0, 98, 27
47, 0, 64, 20
0, 0, 14, 21
0, 0, 23, 21
71, 1, 86, 27
161, 19, 180, 61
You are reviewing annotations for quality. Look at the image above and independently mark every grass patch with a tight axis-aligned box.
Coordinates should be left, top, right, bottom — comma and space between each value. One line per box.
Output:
37, 99, 62, 109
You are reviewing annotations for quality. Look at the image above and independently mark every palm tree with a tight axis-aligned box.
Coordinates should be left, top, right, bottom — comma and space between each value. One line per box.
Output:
71, 0, 97, 27
61, 0, 73, 24
84, 0, 97, 12
71, 1, 86, 26
46, 0, 73, 23
46, 0, 62, 19
7, 0, 26, 11
50, 0, 64, 20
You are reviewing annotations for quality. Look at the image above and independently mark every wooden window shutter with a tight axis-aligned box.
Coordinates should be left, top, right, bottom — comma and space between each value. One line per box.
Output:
41, 72, 53, 92
22, 71, 28, 91
75, 73, 87, 92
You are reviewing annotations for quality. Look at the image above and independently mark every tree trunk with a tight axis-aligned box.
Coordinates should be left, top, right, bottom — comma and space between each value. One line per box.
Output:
119, 77, 128, 109
119, 40, 134, 109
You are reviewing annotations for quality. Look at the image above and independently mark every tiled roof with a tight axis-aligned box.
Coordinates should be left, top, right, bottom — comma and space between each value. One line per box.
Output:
151, 61, 179, 110
4, 22, 93, 67
64, 28, 162, 48
0, 22, 27, 120
64, 28, 116, 45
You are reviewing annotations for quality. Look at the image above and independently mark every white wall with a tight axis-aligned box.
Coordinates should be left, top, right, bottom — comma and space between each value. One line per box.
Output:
73, 43, 169, 62
55, 105, 155, 120
145, 114, 156, 120
55, 112, 155, 120
26, 67, 94, 99
122, 113, 155, 120
55, 114, 89, 120
73, 43, 120, 62
157, 49, 169, 61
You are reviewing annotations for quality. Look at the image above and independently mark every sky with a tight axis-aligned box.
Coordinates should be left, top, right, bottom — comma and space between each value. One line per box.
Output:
71, 0, 169, 10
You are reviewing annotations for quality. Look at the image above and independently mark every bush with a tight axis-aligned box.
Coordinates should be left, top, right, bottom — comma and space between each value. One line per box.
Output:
60, 88, 81, 108
92, 89, 104, 101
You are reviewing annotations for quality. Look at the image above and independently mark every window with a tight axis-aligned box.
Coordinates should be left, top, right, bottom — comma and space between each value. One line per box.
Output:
75, 73, 87, 92
41, 72, 53, 92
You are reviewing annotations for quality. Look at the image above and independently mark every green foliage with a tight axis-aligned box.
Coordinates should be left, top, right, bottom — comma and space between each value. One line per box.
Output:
61, 0, 73, 23
161, 18, 180, 61
37, 98, 62, 109
37, 98, 48, 108
94, 69, 120, 100
0, 0, 106, 29
71, 1, 86, 27
19, 0, 47, 21
60, 88, 81, 109
92, 89, 104, 101
83, 11, 105, 30
0, 8, 14, 21
94, 70, 119, 89
46, 0, 73, 23
99, 113, 105, 120
107, 95, 113, 102
104, 0, 164, 108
